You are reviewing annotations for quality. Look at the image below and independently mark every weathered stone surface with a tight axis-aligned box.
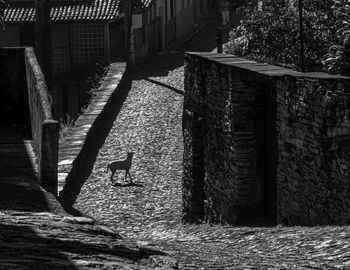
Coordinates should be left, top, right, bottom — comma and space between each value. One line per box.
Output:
0, 157, 175, 269
276, 75, 350, 225
0, 47, 59, 195
184, 52, 350, 226
0, 209, 176, 270
25, 48, 59, 194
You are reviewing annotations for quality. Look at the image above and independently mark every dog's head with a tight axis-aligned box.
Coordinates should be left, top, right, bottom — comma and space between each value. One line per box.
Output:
127, 152, 134, 157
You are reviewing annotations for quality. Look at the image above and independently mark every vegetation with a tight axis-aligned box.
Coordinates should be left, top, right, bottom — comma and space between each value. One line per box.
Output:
59, 62, 110, 142
323, 0, 350, 75
225, 0, 337, 72
85, 62, 110, 100
59, 114, 74, 143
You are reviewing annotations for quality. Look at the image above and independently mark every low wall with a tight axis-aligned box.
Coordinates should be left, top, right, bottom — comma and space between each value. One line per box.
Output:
25, 48, 59, 195
58, 62, 127, 211
0, 47, 59, 195
183, 52, 350, 226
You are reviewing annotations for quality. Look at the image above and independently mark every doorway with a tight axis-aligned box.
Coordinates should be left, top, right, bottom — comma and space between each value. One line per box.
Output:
182, 112, 206, 223
255, 86, 277, 224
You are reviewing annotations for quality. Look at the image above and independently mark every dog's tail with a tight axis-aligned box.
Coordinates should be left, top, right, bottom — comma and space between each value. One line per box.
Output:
106, 165, 110, 173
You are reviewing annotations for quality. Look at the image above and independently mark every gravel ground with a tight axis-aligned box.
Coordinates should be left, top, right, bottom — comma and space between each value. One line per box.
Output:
74, 16, 350, 269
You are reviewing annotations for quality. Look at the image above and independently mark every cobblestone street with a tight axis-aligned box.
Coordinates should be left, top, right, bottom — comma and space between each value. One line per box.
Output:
74, 16, 350, 269
75, 53, 185, 237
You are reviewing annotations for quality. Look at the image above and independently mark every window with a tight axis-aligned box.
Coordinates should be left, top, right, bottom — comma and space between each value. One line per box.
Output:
52, 47, 70, 73
51, 24, 70, 73
72, 23, 105, 67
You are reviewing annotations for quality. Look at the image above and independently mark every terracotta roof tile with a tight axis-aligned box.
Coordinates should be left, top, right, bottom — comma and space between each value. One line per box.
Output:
4, 0, 120, 23
140, 0, 152, 8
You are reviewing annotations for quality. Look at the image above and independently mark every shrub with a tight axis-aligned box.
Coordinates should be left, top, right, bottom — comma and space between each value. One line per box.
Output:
59, 114, 74, 143
226, 0, 337, 72
323, 0, 350, 75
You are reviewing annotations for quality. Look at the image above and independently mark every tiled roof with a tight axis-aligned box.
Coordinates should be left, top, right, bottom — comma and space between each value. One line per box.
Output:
4, 0, 120, 23
140, 0, 152, 8
122, 0, 152, 10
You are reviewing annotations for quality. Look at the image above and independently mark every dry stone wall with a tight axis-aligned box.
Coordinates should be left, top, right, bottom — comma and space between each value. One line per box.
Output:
276, 75, 350, 225
183, 53, 268, 224
183, 52, 350, 226
24, 48, 59, 194
0, 47, 59, 195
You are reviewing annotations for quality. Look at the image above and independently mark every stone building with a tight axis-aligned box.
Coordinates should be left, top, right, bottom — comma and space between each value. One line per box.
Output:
0, 0, 121, 120
1, 0, 120, 74
0, 0, 213, 119
137, 0, 213, 55
183, 52, 350, 226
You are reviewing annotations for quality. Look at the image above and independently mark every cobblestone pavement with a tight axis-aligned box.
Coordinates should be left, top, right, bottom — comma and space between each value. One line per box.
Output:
75, 53, 185, 240
0, 179, 177, 269
75, 15, 350, 269
0, 210, 177, 269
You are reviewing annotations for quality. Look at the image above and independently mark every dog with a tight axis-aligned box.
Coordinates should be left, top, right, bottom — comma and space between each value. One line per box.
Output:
106, 152, 134, 183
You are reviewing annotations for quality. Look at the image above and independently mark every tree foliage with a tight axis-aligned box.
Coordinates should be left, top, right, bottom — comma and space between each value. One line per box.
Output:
323, 0, 350, 75
226, 0, 337, 72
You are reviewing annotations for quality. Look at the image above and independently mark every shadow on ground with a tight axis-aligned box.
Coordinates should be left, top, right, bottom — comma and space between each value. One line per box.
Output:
112, 182, 145, 188
0, 223, 79, 270
58, 74, 133, 215
0, 222, 157, 269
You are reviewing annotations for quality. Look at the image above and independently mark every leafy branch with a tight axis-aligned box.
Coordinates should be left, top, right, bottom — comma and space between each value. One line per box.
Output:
323, 0, 350, 75
226, 0, 337, 72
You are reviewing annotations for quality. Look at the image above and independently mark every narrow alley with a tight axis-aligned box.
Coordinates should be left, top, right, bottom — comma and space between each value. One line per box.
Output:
73, 15, 350, 270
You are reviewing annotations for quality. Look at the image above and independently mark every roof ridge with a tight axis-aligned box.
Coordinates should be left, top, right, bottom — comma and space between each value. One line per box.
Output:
4, 0, 120, 23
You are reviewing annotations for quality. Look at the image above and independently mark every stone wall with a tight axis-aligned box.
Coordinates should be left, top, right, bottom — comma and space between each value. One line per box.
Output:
276, 75, 350, 225
0, 47, 59, 195
24, 47, 59, 195
183, 52, 350, 226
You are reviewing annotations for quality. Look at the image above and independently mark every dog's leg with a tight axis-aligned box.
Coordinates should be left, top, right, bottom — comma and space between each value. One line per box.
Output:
110, 171, 115, 183
127, 170, 133, 183
125, 170, 128, 182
